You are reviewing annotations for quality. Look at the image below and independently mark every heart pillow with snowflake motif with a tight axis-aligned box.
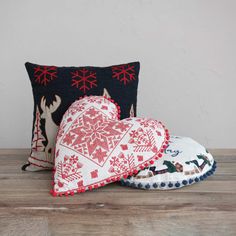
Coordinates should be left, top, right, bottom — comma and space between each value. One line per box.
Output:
51, 96, 169, 196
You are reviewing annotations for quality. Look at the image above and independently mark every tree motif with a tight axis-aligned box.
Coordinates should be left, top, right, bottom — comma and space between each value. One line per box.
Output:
57, 155, 83, 183
112, 64, 136, 85
71, 68, 97, 93
32, 106, 45, 152
109, 153, 135, 174
34, 65, 57, 86
129, 128, 156, 152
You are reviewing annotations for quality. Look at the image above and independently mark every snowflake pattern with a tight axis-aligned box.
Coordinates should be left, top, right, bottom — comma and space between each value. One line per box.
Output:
92, 148, 107, 164
63, 133, 75, 145
112, 64, 136, 85
34, 66, 57, 86
31, 106, 45, 152
71, 68, 97, 93
64, 103, 85, 118
138, 118, 162, 130
60, 107, 132, 167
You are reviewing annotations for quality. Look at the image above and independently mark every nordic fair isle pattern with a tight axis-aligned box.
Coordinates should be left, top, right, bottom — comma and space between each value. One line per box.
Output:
120, 136, 216, 190
23, 62, 140, 171
51, 96, 169, 197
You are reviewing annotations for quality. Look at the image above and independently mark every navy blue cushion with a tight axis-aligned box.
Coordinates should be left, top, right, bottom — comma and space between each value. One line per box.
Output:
23, 61, 140, 171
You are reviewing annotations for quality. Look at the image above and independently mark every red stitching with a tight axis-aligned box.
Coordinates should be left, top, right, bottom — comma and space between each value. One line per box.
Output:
29, 155, 54, 164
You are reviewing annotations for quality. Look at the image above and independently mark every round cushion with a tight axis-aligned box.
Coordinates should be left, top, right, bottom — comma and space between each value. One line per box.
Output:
121, 136, 216, 190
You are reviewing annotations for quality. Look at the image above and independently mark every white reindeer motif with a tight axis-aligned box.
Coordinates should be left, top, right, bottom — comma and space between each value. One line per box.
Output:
40, 95, 61, 162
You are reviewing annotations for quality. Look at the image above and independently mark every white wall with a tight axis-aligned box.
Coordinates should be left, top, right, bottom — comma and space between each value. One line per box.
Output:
0, 0, 235, 148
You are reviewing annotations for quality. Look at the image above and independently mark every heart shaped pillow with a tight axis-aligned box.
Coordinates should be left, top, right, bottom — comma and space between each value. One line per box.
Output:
51, 96, 169, 196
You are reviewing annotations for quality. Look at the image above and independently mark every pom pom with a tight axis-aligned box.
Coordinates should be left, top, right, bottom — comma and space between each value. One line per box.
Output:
153, 183, 158, 188
137, 183, 143, 188
123, 174, 128, 179
149, 160, 154, 165
160, 182, 166, 187
175, 182, 180, 188
145, 184, 150, 189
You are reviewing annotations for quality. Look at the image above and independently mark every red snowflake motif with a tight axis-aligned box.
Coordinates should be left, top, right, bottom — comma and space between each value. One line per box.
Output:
87, 97, 101, 103
112, 64, 136, 85
92, 148, 107, 164
34, 66, 57, 86
63, 133, 75, 145
65, 104, 85, 117
61, 108, 132, 167
71, 68, 97, 93
140, 120, 150, 127
129, 130, 139, 138
67, 155, 79, 164
86, 107, 99, 117
139, 119, 160, 130
115, 122, 131, 132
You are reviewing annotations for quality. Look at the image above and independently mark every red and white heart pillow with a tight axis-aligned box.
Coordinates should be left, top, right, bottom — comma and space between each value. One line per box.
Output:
51, 96, 169, 196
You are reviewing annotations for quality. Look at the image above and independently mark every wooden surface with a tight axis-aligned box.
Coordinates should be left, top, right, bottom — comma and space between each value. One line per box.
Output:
0, 151, 236, 236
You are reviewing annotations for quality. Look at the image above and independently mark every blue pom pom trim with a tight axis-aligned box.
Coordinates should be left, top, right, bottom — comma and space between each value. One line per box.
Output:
120, 161, 217, 190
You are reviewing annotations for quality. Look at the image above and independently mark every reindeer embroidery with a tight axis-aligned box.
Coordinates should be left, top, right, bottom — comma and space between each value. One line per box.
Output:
132, 153, 211, 179
133, 161, 183, 179
185, 154, 211, 173
40, 95, 61, 162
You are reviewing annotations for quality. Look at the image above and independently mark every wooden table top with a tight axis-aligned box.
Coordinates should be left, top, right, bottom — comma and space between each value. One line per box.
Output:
0, 150, 235, 236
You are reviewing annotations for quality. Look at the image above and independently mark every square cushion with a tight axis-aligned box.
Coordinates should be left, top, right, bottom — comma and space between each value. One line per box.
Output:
22, 61, 140, 171
121, 136, 216, 189
52, 96, 169, 196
